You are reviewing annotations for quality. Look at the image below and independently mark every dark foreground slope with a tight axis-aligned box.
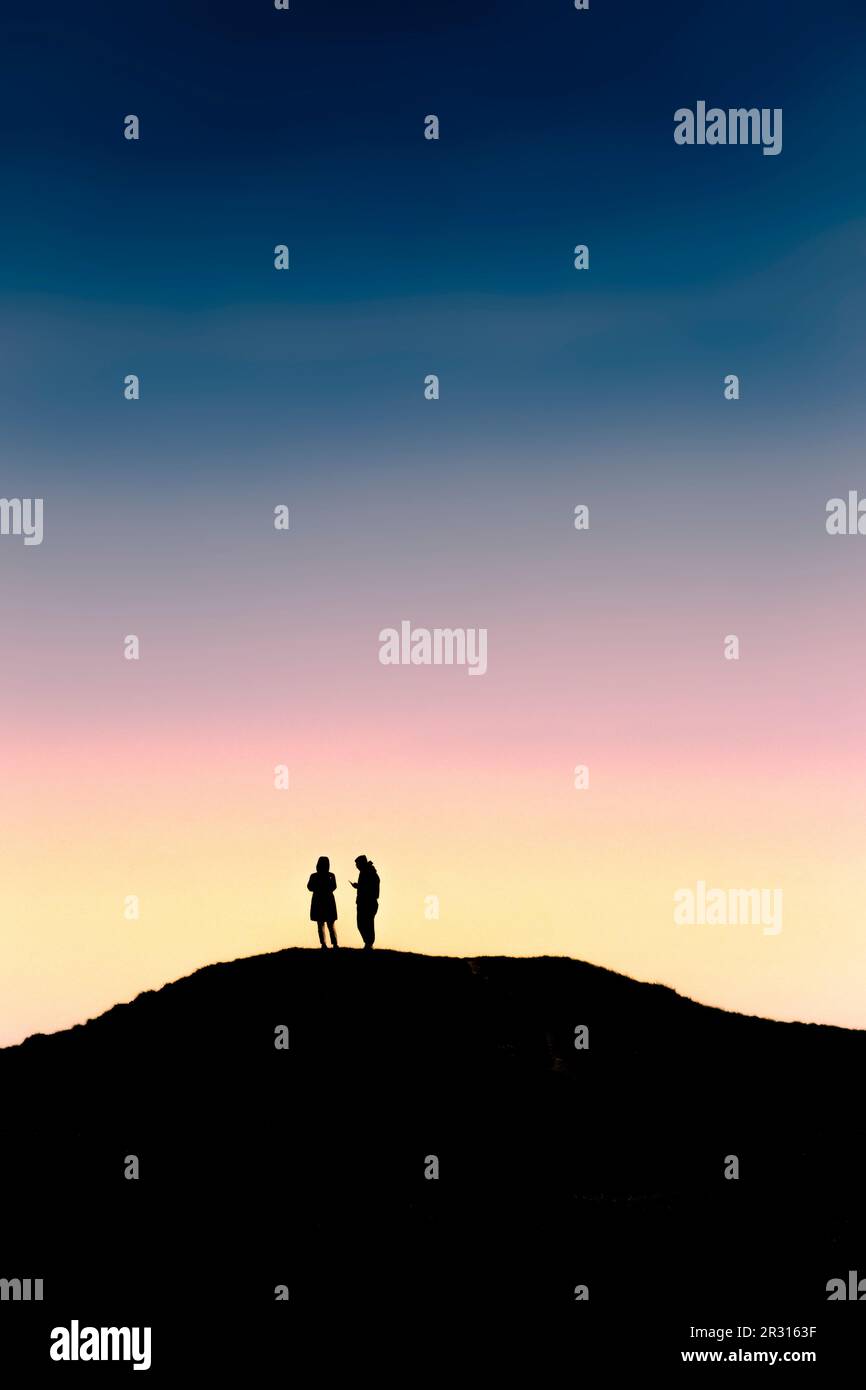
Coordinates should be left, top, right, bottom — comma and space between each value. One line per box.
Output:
1, 949, 864, 1372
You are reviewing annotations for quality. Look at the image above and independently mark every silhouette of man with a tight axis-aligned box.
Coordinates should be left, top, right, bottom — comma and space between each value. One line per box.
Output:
350, 855, 380, 949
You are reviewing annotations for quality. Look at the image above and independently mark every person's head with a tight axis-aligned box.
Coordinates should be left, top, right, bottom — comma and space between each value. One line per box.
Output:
316, 856, 330, 873
354, 855, 367, 870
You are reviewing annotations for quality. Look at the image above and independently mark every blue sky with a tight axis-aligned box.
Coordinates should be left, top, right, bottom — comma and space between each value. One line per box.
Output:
1, 0, 864, 487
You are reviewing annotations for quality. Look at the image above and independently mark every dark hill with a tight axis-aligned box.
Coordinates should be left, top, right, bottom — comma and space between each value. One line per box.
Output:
1, 949, 864, 1369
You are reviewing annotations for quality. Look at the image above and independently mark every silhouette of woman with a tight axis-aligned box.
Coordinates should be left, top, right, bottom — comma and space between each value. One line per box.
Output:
308, 856, 338, 949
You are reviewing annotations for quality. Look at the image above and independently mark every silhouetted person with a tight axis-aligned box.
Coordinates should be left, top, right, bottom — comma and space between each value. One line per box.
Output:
308, 856, 338, 948
350, 855, 380, 949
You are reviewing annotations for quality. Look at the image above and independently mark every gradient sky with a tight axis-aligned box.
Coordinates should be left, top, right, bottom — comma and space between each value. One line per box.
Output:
2, 0, 866, 1044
